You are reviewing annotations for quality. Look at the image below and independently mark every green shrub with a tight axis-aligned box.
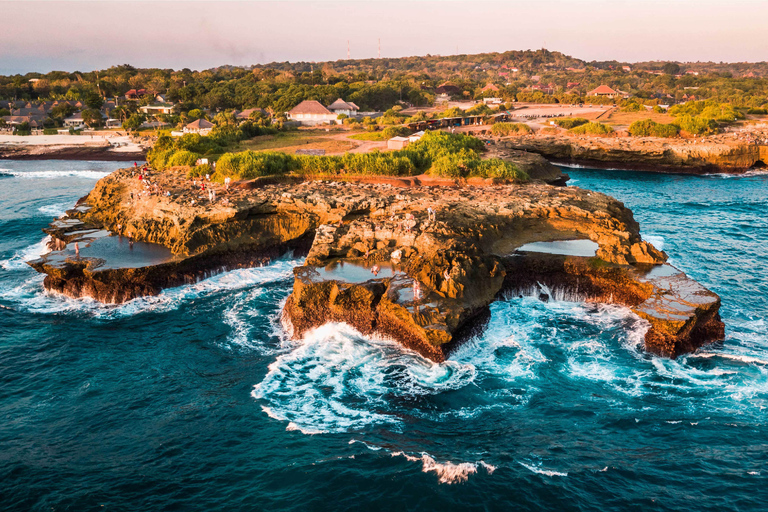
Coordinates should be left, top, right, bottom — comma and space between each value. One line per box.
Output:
675, 114, 718, 135
628, 119, 679, 138
147, 148, 176, 170
554, 117, 588, 129
167, 150, 202, 168
472, 159, 528, 180
465, 103, 493, 116
569, 122, 614, 135
491, 122, 532, 136
349, 132, 387, 141
747, 107, 768, 115
620, 102, 645, 112
188, 163, 212, 178
428, 150, 479, 178
215, 150, 299, 179
382, 126, 412, 138
669, 100, 744, 126
43, 128, 58, 135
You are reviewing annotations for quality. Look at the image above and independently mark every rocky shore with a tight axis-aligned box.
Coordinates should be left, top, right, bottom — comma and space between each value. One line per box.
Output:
496, 134, 768, 174
27, 156, 724, 361
0, 135, 146, 161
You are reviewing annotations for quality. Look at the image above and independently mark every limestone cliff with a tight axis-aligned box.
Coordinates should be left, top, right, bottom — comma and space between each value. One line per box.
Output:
496, 135, 768, 173
28, 167, 723, 361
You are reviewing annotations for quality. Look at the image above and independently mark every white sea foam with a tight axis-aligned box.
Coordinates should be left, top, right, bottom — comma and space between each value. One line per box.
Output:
518, 461, 568, 477
644, 234, 665, 251
348, 439, 383, 451
38, 202, 73, 217
252, 322, 476, 434
0, 256, 302, 318
0, 237, 51, 270
0, 169, 111, 180
391, 451, 494, 484
692, 353, 768, 366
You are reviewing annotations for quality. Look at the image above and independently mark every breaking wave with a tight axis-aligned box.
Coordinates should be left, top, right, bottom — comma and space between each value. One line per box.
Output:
0, 169, 112, 180
391, 451, 495, 484
518, 461, 568, 477
38, 202, 74, 217
0, 254, 303, 319
252, 323, 476, 434
0, 236, 51, 270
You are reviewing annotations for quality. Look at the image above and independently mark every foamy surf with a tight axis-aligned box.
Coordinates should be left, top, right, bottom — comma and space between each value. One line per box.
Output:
0, 237, 51, 271
252, 322, 476, 434
391, 451, 495, 484
518, 461, 568, 477
0, 169, 112, 180
38, 202, 74, 217
0, 256, 303, 318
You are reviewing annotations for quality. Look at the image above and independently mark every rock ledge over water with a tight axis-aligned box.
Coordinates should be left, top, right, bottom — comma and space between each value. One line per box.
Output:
28, 167, 724, 360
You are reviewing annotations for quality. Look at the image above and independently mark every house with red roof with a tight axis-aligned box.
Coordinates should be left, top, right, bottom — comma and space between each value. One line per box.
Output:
587, 85, 619, 98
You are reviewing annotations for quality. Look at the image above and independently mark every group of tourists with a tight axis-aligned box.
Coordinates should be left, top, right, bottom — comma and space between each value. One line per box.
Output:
132, 162, 170, 199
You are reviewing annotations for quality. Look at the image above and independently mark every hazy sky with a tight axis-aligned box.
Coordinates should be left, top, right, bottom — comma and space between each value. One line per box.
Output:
2, 0, 768, 74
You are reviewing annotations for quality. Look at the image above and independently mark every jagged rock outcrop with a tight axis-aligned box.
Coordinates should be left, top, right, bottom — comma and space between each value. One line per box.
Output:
28, 167, 724, 360
497, 135, 768, 173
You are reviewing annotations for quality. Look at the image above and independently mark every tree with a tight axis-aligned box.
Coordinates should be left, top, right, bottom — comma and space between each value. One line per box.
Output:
81, 108, 103, 127
82, 90, 104, 109
662, 62, 681, 75
123, 113, 146, 131
50, 103, 76, 122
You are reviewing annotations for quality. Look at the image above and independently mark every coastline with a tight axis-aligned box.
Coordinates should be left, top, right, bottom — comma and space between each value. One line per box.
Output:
0, 134, 147, 161
492, 133, 768, 174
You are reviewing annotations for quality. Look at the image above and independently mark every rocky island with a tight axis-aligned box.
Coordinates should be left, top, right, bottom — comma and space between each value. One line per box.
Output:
27, 150, 724, 361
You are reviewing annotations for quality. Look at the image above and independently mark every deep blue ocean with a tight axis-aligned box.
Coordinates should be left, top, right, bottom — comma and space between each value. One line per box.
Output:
1, 160, 767, 511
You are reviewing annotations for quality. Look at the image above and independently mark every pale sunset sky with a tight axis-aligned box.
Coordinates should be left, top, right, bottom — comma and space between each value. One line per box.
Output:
2, 0, 767, 74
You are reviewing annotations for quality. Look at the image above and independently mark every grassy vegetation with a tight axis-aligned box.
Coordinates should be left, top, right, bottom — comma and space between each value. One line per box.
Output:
628, 119, 680, 137
569, 122, 615, 135
490, 122, 532, 136
554, 117, 589, 129
348, 126, 412, 141
667, 100, 744, 134
151, 131, 528, 182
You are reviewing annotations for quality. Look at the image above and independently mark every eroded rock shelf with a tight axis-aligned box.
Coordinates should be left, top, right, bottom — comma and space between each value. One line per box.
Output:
28, 166, 724, 360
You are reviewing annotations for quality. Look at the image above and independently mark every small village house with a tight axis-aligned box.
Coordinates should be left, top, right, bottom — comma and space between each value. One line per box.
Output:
286, 100, 339, 126
183, 118, 214, 135
387, 136, 410, 150
327, 98, 360, 117
139, 103, 175, 115
63, 112, 85, 129
587, 85, 620, 98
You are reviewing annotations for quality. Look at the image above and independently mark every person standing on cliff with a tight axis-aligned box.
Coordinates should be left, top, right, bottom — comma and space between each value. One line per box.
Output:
224, 176, 231, 192
413, 280, 421, 300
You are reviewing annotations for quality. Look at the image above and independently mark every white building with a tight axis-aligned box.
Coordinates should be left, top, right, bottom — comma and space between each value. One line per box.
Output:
286, 100, 339, 126
63, 113, 85, 129
183, 118, 214, 135
139, 103, 175, 115
327, 98, 360, 117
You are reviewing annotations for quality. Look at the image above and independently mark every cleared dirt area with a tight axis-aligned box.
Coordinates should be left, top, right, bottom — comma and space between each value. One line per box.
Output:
239, 130, 363, 155
600, 110, 676, 128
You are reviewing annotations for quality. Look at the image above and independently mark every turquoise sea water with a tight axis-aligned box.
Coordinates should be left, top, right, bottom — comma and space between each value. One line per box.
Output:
1, 160, 767, 511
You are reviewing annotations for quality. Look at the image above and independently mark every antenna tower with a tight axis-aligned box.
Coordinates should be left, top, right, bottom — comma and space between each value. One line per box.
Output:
378, 38, 381, 59
347, 40, 350, 60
